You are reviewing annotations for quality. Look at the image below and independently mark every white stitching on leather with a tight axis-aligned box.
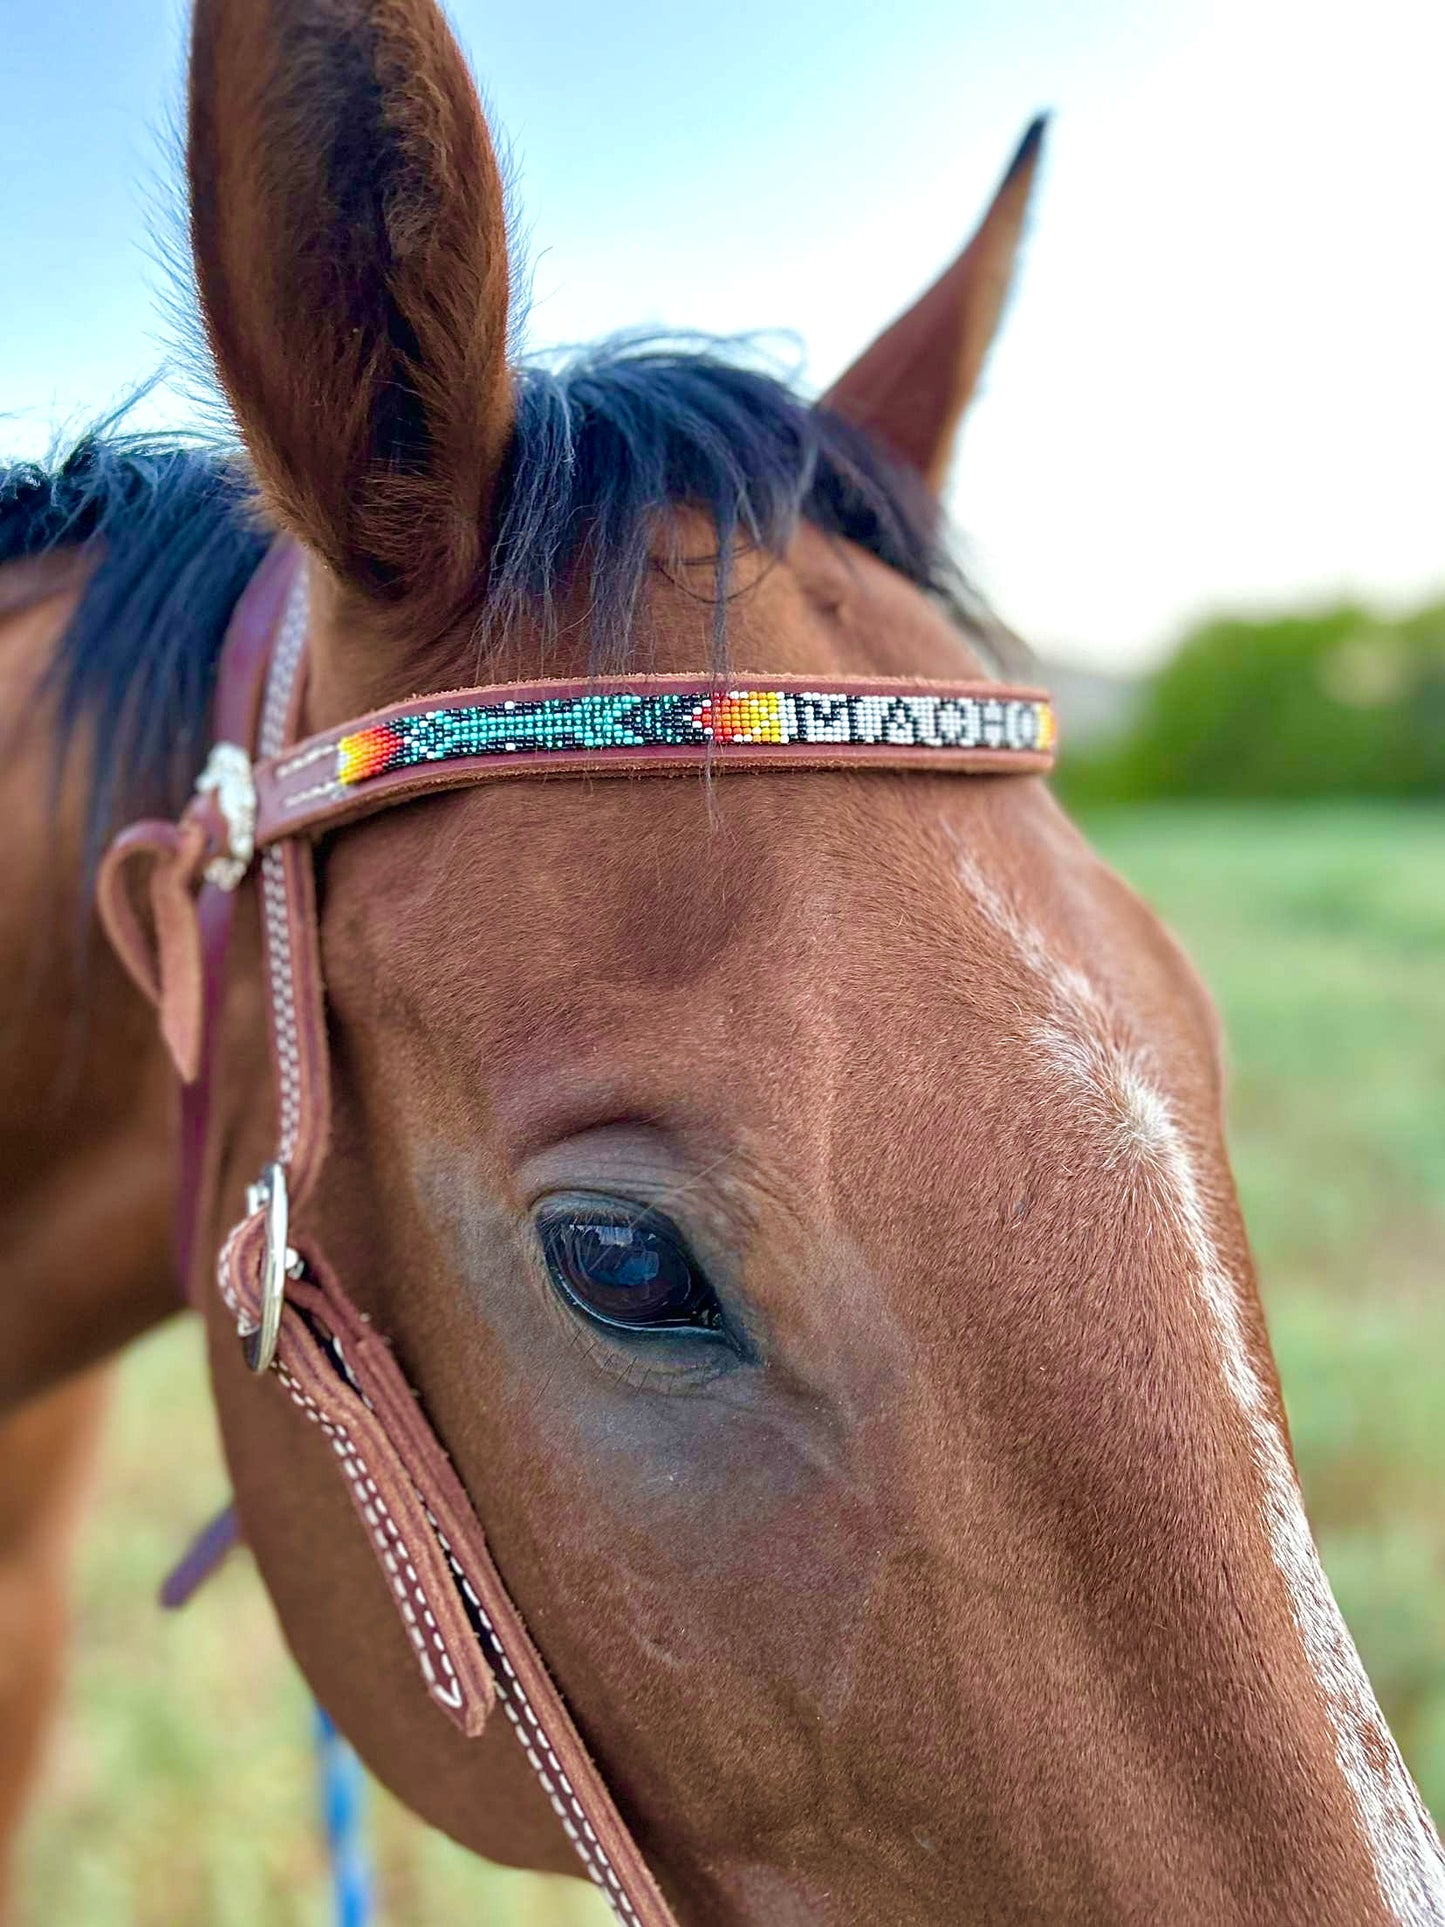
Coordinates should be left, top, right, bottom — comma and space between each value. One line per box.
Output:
291, 1301, 643, 1915
258, 570, 309, 759
215, 1216, 247, 1322
260, 846, 303, 1163
257, 568, 312, 1167
275, 738, 336, 778
274, 1354, 643, 1920
428, 1519, 642, 1924
283, 778, 344, 809
274, 1363, 465, 1713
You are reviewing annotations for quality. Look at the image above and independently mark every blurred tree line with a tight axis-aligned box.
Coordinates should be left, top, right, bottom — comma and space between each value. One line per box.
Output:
1058, 600, 1445, 803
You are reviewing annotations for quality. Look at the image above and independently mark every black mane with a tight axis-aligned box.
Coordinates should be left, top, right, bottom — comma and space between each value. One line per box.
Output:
1, 338, 985, 884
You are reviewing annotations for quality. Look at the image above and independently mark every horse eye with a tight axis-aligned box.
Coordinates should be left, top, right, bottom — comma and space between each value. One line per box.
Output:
535, 1195, 724, 1337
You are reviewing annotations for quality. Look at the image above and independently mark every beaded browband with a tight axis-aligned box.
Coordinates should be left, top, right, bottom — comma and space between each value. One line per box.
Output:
242, 671, 1056, 853
97, 547, 1058, 1927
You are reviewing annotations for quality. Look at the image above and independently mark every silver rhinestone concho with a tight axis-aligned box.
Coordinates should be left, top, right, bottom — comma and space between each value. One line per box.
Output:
194, 741, 258, 891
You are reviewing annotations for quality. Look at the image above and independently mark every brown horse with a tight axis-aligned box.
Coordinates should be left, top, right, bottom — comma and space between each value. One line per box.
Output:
3, 1, 1443, 1920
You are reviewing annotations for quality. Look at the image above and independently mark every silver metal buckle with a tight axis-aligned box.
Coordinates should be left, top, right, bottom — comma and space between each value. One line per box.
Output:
241, 1162, 298, 1374
194, 741, 257, 891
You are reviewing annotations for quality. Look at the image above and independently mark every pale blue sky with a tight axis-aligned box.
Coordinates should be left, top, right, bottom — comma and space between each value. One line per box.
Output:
4, 0, 1443, 667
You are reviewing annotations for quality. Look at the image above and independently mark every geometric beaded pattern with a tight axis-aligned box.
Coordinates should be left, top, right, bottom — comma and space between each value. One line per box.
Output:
337, 687, 1056, 786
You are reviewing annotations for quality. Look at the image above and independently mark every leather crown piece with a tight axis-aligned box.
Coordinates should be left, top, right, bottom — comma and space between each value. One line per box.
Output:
96, 541, 1057, 1926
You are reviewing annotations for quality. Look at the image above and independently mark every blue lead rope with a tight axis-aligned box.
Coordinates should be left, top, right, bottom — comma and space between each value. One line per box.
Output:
316, 1707, 374, 1927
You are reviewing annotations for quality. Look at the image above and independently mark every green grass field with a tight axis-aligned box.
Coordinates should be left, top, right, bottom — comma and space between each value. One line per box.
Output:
16, 803, 1445, 1923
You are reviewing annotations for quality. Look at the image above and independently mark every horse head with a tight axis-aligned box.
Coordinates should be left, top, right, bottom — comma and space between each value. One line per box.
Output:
178, 3, 1443, 1920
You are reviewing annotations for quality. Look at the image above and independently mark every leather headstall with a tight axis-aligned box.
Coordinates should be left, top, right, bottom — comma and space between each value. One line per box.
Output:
96, 541, 1057, 1925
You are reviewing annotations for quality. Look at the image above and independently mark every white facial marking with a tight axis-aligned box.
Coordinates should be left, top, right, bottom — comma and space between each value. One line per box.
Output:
953, 846, 1445, 1922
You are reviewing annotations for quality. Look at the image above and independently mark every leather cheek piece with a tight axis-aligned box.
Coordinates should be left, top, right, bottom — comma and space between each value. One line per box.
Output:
218, 1212, 682, 1922
107, 544, 686, 1924
96, 816, 209, 1084
218, 1208, 498, 1736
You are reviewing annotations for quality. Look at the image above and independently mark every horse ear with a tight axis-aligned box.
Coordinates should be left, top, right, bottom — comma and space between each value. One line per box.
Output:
822, 117, 1047, 495
188, 0, 512, 637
